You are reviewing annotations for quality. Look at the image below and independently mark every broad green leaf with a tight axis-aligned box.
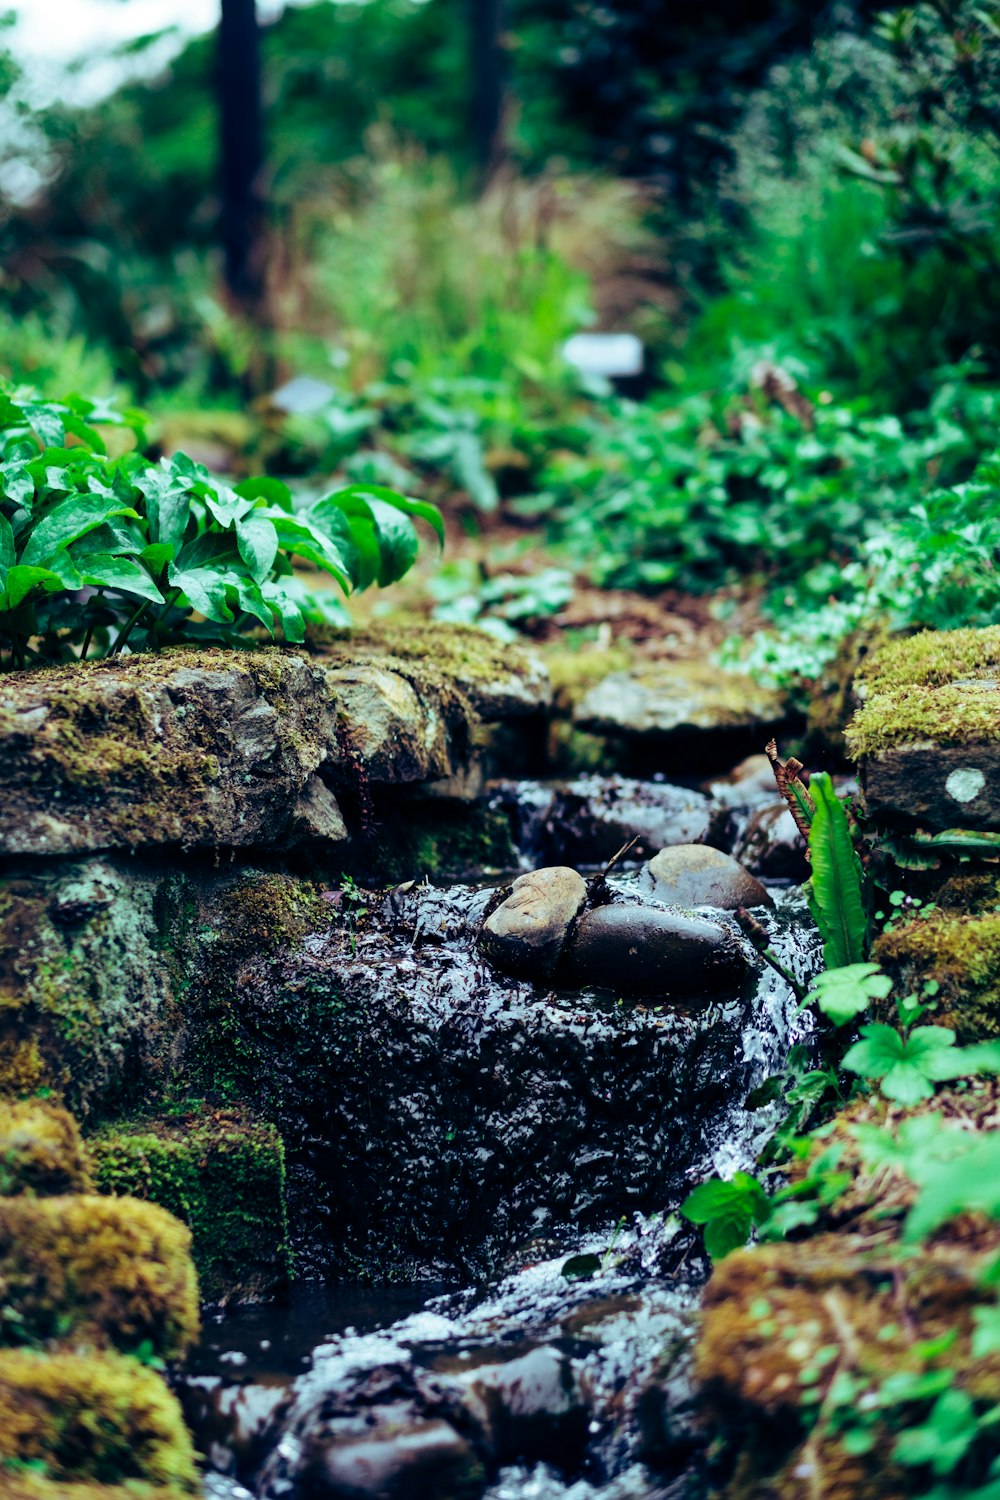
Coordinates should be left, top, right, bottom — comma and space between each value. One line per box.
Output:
232, 577, 275, 633
135, 463, 194, 550
681, 1173, 766, 1259
806, 773, 867, 967
234, 476, 294, 511
261, 579, 306, 643
333, 482, 445, 549
261, 511, 352, 591
167, 564, 235, 625
1, 564, 69, 610
0, 514, 13, 577
905, 1132, 1000, 1241
972, 1305, 1000, 1359
206, 485, 253, 529
20, 493, 141, 568
139, 542, 175, 574
235, 514, 279, 583
79, 555, 164, 605
21, 402, 66, 449
0, 462, 33, 508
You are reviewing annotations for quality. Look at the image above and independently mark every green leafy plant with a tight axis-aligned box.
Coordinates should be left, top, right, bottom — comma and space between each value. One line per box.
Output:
0, 388, 443, 669
805, 773, 870, 968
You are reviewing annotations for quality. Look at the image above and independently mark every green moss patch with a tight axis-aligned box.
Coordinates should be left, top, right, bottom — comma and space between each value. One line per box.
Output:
0, 1349, 197, 1491
0, 1194, 199, 1358
0, 1099, 92, 1197
856, 625, 1000, 697
88, 1113, 290, 1304
358, 799, 517, 884
695, 1229, 1000, 1500
874, 908, 1000, 1040
847, 627, 1000, 758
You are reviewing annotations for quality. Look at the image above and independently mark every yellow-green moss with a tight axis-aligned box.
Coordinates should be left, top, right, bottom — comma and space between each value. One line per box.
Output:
88, 1112, 290, 1303
0, 1099, 91, 1196
211, 873, 331, 958
696, 1231, 1000, 1500
874, 908, 1000, 1039
0, 1039, 57, 1099
0, 1348, 197, 1490
543, 644, 633, 706
2, 1478, 190, 1500
307, 617, 540, 692
0, 1194, 199, 1358
847, 627, 1000, 758
846, 682, 1000, 758
856, 626, 1000, 697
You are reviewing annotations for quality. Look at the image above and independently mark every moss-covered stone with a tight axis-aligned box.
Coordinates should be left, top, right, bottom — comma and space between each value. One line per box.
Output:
0, 861, 186, 1121
88, 1112, 290, 1303
0, 1194, 199, 1358
856, 625, 1000, 698
0, 647, 339, 856
0, 1098, 92, 1196
847, 626, 1000, 761
307, 618, 550, 720
874, 908, 1000, 1039
696, 1229, 1000, 1499
0, 1348, 198, 1491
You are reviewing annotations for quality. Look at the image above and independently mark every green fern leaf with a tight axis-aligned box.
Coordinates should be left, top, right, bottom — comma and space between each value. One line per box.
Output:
806, 773, 868, 968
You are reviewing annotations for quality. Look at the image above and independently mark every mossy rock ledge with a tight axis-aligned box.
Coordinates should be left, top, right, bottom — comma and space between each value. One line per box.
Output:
0, 624, 550, 858
847, 626, 1000, 833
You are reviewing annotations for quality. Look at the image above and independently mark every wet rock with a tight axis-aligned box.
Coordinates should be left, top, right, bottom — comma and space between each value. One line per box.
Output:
642, 846, 772, 911
299, 1407, 484, 1500
479, 868, 587, 982
448, 1345, 588, 1469
574, 663, 788, 774
732, 803, 809, 884
491, 776, 711, 867
702, 753, 777, 808
561, 903, 748, 996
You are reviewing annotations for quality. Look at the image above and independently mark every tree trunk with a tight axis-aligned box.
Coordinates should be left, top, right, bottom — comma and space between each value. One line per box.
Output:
218, 0, 268, 321
470, 0, 506, 185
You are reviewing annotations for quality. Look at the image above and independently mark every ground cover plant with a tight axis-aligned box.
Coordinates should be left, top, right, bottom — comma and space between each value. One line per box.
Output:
684, 750, 1000, 1499
0, 389, 442, 670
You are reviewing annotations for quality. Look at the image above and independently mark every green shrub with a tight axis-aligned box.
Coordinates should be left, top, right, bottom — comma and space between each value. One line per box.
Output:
0, 388, 442, 670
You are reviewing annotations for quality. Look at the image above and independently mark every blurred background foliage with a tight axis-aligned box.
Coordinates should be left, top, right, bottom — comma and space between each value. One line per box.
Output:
0, 0, 998, 682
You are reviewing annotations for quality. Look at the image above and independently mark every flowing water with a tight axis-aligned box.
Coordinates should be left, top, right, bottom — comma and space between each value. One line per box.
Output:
181, 773, 823, 1500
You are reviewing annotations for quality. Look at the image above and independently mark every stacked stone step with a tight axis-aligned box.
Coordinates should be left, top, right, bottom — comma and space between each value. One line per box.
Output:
846, 625, 1000, 1033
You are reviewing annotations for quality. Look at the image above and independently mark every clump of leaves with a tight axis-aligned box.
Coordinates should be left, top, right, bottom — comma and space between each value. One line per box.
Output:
0, 388, 443, 670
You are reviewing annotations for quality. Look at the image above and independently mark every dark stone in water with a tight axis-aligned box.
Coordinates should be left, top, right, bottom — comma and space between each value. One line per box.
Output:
300, 1407, 485, 1500
561, 904, 748, 996
732, 803, 810, 883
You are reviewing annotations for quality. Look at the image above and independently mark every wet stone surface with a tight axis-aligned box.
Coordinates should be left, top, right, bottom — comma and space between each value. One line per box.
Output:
488, 777, 714, 870
182, 1218, 707, 1500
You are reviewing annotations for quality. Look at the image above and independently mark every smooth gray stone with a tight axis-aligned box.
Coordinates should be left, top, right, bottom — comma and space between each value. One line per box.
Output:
643, 845, 772, 910
479, 866, 587, 981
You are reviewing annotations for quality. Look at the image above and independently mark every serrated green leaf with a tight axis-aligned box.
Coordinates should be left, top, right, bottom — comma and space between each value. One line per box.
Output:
809, 962, 893, 1026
